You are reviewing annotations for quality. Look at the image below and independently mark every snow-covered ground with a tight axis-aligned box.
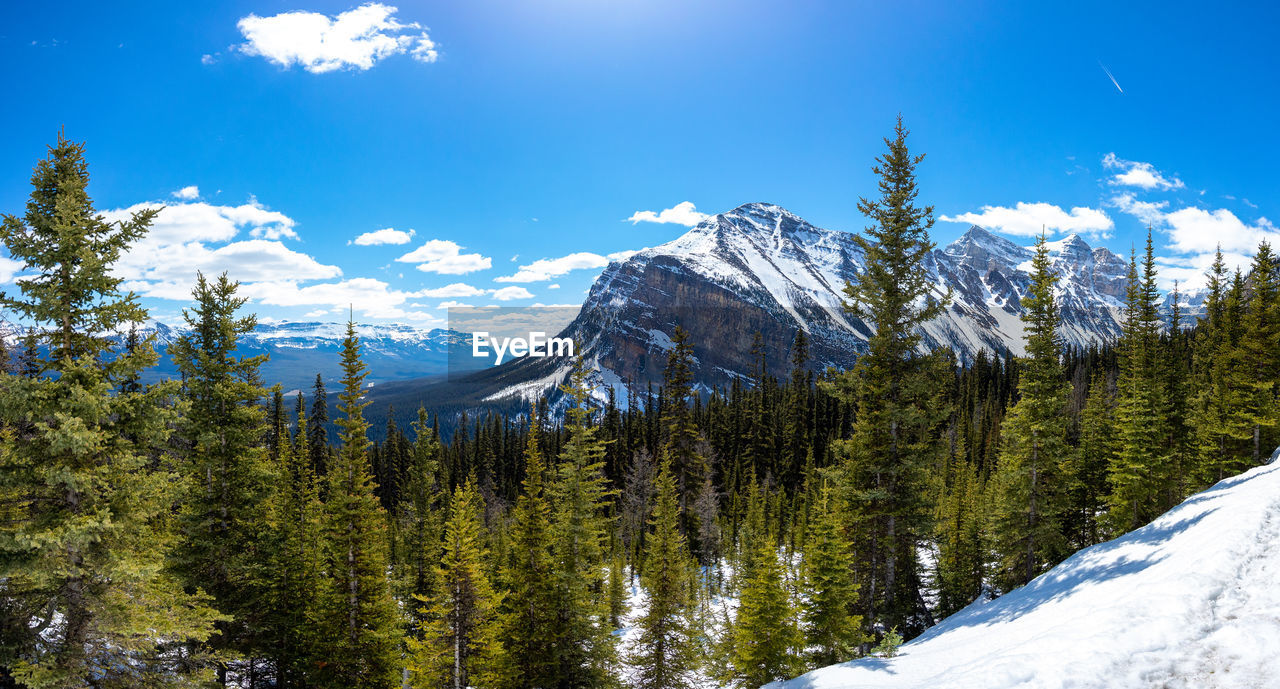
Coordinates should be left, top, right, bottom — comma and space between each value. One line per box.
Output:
769, 451, 1280, 689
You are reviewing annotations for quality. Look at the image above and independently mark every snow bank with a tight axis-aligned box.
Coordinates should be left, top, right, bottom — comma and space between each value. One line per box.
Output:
769, 457, 1280, 689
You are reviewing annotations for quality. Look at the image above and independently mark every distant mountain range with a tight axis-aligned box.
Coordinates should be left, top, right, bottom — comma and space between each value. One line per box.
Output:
3, 201, 1203, 432
433, 202, 1196, 416
0, 318, 479, 395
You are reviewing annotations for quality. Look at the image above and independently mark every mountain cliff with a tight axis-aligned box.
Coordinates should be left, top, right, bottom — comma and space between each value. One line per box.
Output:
479, 202, 1140, 407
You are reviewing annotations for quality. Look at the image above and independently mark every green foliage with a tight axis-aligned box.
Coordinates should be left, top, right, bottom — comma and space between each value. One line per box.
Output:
872, 627, 903, 658
0, 134, 223, 688
828, 116, 951, 636
990, 235, 1070, 589
409, 480, 501, 689
169, 271, 279, 674
263, 409, 325, 686
1063, 371, 1115, 548
933, 453, 988, 616
728, 523, 802, 688
545, 361, 619, 687
629, 453, 698, 689
492, 410, 558, 689
802, 480, 865, 667
396, 405, 446, 635
312, 320, 400, 689
1108, 233, 1172, 533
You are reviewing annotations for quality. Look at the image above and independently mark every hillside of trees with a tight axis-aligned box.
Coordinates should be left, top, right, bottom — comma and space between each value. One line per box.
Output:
3, 124, 1278, 689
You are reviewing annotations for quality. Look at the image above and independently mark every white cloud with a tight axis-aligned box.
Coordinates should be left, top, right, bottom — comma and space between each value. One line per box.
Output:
1102, 153, 1185, 191
1108, 197, 1280, 290
241, 277, 443, 324
627, 201, 708, 227
105, 198, 298, 246
0, 255, 23, 284
940, 202, 1114, 238
606, 248, 642, 262
201, 54, 218, 65
547, 283, 560, 289
495, 252, 609, 282
1163, 207, 1279, 256
396, 239, 491, 274
303, 309, 332, 318
436, 300, 474, 309
1109, 193, 1169, 227
351, 227, 415, 245
172, 185, 200, 200
235, 3, 438, 74
415, 282, 486, 298
118, 240, 341, 296
103, 197, 338, 302
490, 286, 534, 301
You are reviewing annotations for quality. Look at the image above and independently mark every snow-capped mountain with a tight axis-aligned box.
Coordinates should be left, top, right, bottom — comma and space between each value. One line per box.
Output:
478, 202, 1141, 407
768, 447, 1280, 689
0, 318, 476, 392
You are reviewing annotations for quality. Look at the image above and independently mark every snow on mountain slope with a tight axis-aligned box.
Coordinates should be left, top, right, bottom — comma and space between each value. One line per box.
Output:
480, 203, 1140, 408
769, 450, 1280, 689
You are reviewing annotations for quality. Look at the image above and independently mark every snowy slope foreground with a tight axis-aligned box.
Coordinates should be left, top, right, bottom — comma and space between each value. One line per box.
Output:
769, 452, 1280, 689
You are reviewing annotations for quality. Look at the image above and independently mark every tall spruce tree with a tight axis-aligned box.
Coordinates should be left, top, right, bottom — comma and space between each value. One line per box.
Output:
1189, 248, 1243, 484
397, 405, 445, 632
546, 361, 619, 688
990, 234, 1070, 588
629, 453, 698, 689
1242, 242, 1280, 464
1108, 233, 1170, 533
1066, 370, 1115, 547
728, 517, 802, 688
830, 115, 949, 636
661, 326, 711, 560
313, 320, 399, 689
802, 479, 864, 667
264, 408, 324, 687
409, 479, 501, 689
493, 409, 558, 689
0, 134, 221, 688
169, 271, 278, 682
309, 373, 331, 476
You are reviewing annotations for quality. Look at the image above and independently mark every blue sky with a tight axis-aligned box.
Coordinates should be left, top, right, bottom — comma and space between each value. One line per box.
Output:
2, 0, 1277, 327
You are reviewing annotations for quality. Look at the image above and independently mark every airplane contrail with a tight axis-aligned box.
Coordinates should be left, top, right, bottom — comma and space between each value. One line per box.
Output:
1099, 61, 1123, 93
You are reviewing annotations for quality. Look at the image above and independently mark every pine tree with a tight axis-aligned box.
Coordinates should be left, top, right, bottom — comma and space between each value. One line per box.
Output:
264, 408, 324, 687
661, 326, 710, 560
607, 554, 628, 629
728, 519, 802, 688
313, 320, 399, 689
1065, 370, 1115, 547
269, 386, 288, 461
0, 134, 222, 687
398, 406, 445, 632
546, 361, 619, 688
409, 479, 501, 689
310, 373, 331, 476
933, 451, 987, 616
168, 271, 278, 681
830, 115, 949, 636
1189, 248, 1246, 484
493, 410, 559, 689
1242, 241, 1280, 464
802, 479, 864, 667
629, 453, 697, 689
1108, 233, 1170, 533
991, 234, 1070, 588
